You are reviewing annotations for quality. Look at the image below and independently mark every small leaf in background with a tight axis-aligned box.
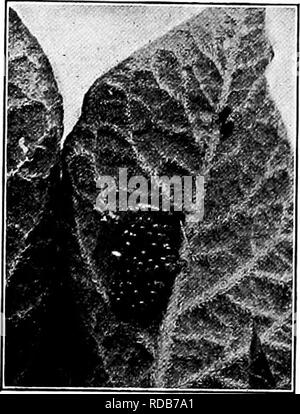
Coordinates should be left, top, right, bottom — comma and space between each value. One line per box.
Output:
7, 8, 63, 272
6, 9, 64, 385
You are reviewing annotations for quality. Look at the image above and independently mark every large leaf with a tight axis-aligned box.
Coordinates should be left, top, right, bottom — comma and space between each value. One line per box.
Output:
62, 7, 293, 388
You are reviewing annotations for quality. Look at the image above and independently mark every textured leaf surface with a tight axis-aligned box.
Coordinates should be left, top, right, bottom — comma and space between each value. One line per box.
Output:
62, 7, 293, 388
6, 9, 64, 384
7, 8, 63, 272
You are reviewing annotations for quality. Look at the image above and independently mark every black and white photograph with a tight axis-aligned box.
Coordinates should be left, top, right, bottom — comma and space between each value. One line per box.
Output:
0, 0, 298, 394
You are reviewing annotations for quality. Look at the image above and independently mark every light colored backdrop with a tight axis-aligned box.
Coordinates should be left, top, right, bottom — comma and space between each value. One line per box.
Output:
10, 3, 296, 146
